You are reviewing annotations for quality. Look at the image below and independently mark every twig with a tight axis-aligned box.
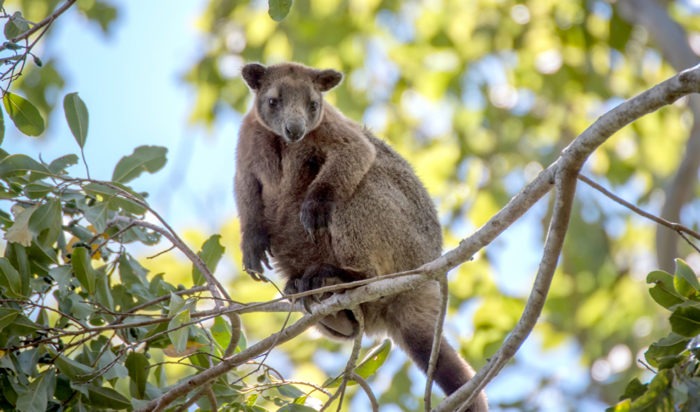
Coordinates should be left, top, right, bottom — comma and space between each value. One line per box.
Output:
424, 276, 448, 411
111, 216, 230, 305
578, 174, 700, 241
351, 372, 378, 412
174, 384, 213, 412
323, 308, 364, 411
618, 0, 700, 271
0, 0, 77, 91
460, 167, 577, 412
5, 0, 77, 46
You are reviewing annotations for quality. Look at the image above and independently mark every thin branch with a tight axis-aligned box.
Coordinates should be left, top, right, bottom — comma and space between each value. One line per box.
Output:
139, 64, 700, 412
0, 0, 77, 91
617, 0, 700, 271
5, 0, 77, 46
323, 308, 364, 412
437, 60, 700, 412
424, 276, 448, 411
578, 174, 700, 241
111, 216, 230, 304
351, 372, 379, 412
457, 167, 577, 412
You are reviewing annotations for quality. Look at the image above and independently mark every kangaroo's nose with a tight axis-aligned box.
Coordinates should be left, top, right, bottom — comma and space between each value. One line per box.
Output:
284, 121, 306, 142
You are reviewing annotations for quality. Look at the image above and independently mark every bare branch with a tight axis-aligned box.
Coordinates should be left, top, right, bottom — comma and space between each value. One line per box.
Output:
5, 0, 77, 46
139, 64, 700, 412
351, 372, 379, 412
323, 308, 364, 411
438, 63, 700, 412
578, 174, 700, 242
0, 0, 77, 90
424, 276, 448, 411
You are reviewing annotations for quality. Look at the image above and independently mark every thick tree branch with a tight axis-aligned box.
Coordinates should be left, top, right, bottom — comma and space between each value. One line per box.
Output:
439, 63, 700, 411
450, 167, 578, 412
141, 64, 700, 412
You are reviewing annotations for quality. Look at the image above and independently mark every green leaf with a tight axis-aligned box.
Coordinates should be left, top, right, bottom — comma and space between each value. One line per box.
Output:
79, 201, 111, 232
277, 405, 317, 412
23, 181, 54, 199
118, 253, 150, 292
4, 12, 30, 39
95, 270, 114, 316
0, 154, 51, 178
48, 154, 79, 175
0, 257, 25, 298
3, 316, 40, 341
83, 181, 147, 215
78, 1, 118, 33
673, 258, 700, 299
324, 340, 391, 388
71, 246, 96, 295
112, 145, 167, 183
649, 283, 684, 310
168, 293, 186, 316
354, 339, 391, 379
167, 309, 191, 354
0, 105, 5, 145
86, 385, 131, 409
211, 316, 233, 351
15, 371, 55, 412
277, 384, 305, 399
644, 333, 690, 367
125, 352, 149, 399
647, 270, 676, 291
607, 399, 631, 412
2, 92, 45, 136
63, 93, 89, 148
268, 0, 293, 21
628, 368, 674, 411
0, 307, 19, 332
669, 303, 700, 337
48, 349, 94, 382
192, 234, 225, 286
28, 199, 62, 243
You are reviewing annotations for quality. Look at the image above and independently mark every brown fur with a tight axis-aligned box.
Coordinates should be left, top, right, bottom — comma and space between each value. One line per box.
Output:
234, 62, 487, 410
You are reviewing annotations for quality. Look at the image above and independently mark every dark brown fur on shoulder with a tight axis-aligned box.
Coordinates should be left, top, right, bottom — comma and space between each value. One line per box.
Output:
234, 62, 488, 411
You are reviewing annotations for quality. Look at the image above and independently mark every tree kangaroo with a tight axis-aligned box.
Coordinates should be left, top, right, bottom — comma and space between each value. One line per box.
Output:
234, 61, 487, 410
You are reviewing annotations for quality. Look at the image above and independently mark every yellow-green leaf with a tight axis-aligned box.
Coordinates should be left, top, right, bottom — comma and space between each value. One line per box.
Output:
2, 92, 45, 136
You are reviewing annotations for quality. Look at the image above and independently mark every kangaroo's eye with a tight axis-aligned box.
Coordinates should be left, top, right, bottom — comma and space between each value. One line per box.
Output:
309, 101, 319, 112
268, 98, 278, 108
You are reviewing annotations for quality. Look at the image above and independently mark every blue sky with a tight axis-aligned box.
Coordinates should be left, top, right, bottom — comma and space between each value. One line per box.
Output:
1, 2, 617, 410
5, 1, 239, 231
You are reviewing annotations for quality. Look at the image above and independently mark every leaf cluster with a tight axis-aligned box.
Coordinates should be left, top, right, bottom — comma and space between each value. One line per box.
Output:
0, 76, 390, 412
610, 260, 700, 412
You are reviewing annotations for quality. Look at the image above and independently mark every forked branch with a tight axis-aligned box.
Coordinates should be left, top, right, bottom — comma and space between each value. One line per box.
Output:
438, 63, 700, 412
142, 64, 700, 412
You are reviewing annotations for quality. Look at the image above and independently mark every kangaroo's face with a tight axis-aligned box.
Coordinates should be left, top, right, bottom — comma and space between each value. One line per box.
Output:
242, 63, 342, 143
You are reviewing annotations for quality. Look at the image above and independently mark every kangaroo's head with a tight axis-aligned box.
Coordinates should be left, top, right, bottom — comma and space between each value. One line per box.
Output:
242, 62, 342, 143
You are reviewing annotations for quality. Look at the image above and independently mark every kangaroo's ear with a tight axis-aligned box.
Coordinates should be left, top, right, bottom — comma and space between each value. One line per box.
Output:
242, 63, 267, 90
314, 69, 343, 92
